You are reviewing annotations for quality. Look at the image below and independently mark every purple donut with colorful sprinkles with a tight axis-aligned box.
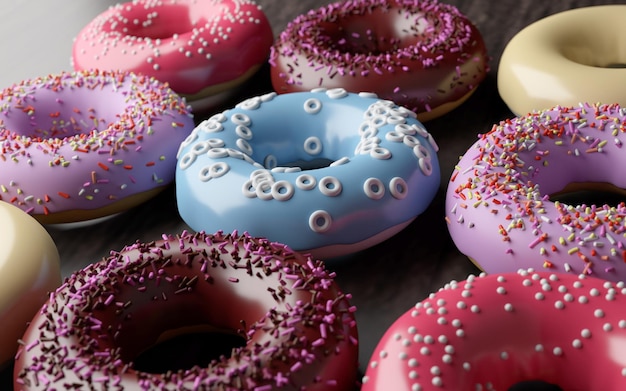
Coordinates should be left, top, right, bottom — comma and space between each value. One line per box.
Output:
447, 102, 626, 282
0, 69, 194, 224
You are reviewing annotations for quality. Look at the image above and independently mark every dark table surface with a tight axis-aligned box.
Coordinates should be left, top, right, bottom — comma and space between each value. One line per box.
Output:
1, 0, 624, 389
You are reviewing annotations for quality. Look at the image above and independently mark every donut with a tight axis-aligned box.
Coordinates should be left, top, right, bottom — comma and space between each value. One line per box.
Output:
175, 88, 440, 259
14, 230, 359, 390
446, 102, 626, 282
0, 69, 194, 225
72, 0, 274, 111
269, 0, 489, 122
0, 201, 61, 367
498, 5, 626, 116
361, 269, 626, 390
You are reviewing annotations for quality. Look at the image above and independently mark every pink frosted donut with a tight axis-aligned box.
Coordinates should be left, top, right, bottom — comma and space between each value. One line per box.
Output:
73, 0, 274, 111
14, 230, 359, 390
269, 0, 489, 122
0, 69, 194, 224
446, 102, 626, 282
362, 269, 626, 390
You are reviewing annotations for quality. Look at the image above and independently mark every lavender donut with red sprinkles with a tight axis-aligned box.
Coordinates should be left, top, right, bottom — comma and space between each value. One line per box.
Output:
0, 69, 194, 224
14, 230, 359, 390
269, 0, 489, 121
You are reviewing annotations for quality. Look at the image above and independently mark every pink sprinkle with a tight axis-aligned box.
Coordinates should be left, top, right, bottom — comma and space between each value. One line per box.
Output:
290, 362, 303, 372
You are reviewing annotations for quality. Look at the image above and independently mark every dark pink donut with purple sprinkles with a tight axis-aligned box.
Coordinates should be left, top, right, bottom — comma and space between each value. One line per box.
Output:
269, 0, 489, 121
14, 230, 359, 390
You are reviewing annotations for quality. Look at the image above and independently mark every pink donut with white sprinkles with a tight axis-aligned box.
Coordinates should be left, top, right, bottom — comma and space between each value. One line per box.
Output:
73, 0, 274, 111
270, 0, 489, 122
362, 269, 626, 390
447, 102, 626, 282
14, 230, 359, 391
0, 69, 194, 224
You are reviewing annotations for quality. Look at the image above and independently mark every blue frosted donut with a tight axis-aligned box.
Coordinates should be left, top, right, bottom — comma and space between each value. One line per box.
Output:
175, 88, 440, 258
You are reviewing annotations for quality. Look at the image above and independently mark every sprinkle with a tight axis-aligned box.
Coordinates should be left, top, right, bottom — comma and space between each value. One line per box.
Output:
13, 231, 357, 389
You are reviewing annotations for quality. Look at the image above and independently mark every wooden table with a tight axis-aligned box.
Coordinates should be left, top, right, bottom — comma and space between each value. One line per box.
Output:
1, 0, 622, 389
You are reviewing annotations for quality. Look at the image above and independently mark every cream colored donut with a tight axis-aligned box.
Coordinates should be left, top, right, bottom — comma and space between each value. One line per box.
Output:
498, 5, 626, 116
0, 201, 61, 366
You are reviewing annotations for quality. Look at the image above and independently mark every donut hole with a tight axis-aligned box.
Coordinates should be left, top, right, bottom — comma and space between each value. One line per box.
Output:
133, 328, 246, 373
3, 87, 134, 140
549, 182, 626, 209
109, 4, 195, 40
280, 157, 334, 170
564, 48, 626, 69
84, 261, 287, 376
315, 8, 433, 55
508, 380, 563, 391
561, 40, 626, 69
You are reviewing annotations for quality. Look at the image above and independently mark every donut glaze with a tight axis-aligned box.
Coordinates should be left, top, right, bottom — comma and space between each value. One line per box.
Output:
0, 201, 60, 367
14, 230, 359, 390
269, 0, 489, 122
73, 0, 274, 111
446, 102, 626, 282
0, 70, 194, 224
498, 5, 626, 116
175, 89, 440, 259
362, 269, 626, 390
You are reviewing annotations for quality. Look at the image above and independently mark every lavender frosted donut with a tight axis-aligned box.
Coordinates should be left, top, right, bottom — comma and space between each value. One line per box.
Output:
0, 70, 194, 224
175, 88, 440, 259
14, 230, 359, 390
446, 102, 626, 282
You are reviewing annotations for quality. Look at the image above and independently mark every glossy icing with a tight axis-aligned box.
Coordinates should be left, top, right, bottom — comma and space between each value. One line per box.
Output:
269, 0, 489, 122
14, 230, 359, 390
0, 70, 194, 224
498, 5, 626, 116
176, 89, 440, 259
73, 0, 274, 110
446, 103, 626, 282
362, 269, 626, 390
0, 201, 61, 366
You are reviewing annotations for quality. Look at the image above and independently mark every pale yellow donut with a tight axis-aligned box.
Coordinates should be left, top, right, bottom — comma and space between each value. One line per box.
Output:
498, 5, 626, 116
0, 201, 61, 366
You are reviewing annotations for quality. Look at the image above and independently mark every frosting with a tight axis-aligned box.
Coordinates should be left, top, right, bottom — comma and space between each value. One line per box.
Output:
175, 88, 440, 259
73, 0, 274, 109
14, 230, 359, 390
0, 201, 60, 366
0, 70, 194, 222
362, 269, 626, 390
0, 69, 194, 224
498, 5, 626, 116
269, 0, 489, 121
446, 102, 626, 282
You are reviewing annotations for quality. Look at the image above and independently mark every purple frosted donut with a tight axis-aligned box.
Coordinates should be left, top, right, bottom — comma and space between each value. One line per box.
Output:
447, 102, 626, 282
0, 69, 194, 224
14, 230, 359, 390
